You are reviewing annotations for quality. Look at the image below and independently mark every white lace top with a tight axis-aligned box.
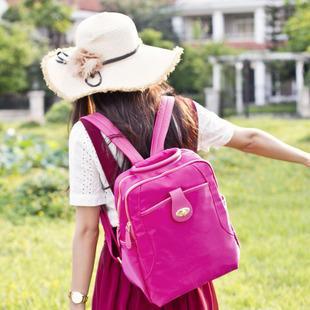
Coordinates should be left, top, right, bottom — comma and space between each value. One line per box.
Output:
68, 101, 235, 227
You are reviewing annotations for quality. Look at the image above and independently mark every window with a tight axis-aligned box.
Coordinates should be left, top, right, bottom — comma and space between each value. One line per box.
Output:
225, 13, 254, 40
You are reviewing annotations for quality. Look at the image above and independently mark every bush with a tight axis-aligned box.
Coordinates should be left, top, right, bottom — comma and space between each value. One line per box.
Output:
18, 120, 41, 128
140, 28, 174, 49
3, 168, 73, 221
46, 100, 72, 123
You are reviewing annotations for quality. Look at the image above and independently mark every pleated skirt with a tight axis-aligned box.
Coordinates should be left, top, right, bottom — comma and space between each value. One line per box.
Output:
92, 227, 219, 310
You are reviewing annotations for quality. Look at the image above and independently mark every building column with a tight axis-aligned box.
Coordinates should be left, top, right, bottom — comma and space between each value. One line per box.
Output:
296, 60, 304, 101
205, 60, 222, 114
254, 7, 266, 44
235, 62, 244, 114
297, 87, 310, 118
213, 62, 222, 92
212, 11, 224, 42
172, 16, 185, 41
254, 60, 266, 105
27, 90, 45, 124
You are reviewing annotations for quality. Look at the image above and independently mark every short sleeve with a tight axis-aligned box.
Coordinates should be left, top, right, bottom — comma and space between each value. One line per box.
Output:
68, 121, 112, 206
193, 101, 235, 152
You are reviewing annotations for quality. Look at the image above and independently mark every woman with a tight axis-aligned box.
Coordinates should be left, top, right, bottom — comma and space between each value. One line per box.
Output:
41, 12, 310, 310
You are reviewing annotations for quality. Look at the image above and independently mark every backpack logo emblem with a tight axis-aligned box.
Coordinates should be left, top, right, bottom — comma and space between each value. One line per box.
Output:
176, 207, 190, 217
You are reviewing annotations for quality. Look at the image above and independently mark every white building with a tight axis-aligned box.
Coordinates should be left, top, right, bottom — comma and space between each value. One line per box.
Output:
0, 0, 8, 16
171, 0, 306, 108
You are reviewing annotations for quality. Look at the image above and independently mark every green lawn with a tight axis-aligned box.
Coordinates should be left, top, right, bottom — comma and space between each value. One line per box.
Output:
0, 117, 309, 309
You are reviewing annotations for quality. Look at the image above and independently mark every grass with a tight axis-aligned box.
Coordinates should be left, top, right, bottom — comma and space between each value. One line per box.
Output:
0, 116, 309, 309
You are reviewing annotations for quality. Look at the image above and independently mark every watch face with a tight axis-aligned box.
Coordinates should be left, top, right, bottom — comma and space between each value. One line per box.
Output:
71, 291, 83, 304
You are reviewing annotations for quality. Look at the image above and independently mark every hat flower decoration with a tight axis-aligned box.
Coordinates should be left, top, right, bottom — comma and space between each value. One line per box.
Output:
68, 48, 104, 80
40, 12, 184, 102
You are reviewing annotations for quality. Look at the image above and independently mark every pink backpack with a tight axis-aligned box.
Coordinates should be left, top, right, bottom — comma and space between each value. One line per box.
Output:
80, 95, 240, 307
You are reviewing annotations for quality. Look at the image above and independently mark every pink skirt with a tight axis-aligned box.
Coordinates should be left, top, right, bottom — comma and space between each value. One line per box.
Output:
92, 228, 219, 310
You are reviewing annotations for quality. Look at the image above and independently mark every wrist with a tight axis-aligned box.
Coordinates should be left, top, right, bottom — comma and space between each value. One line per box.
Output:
69, 301, 85, 310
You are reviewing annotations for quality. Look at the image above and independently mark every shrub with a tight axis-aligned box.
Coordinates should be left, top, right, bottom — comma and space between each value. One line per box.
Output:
5, 168, 73, 220
46, 100, 72, 123
18, 120, 41, 128
140, 28, 174, 49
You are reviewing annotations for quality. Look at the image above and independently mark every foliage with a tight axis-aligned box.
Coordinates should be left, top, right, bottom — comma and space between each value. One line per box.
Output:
18, 120, 42, 129
140, 28, 174, 49
11, 169, 72, 220
169, 45, 209, 94
169, 43, 241, 97
283, 1, 310, 52
3, 0, 72, 49
265, 3, 295, 50
0, 121, 70, 222
0, 168, 72, 221
101, 0, 177, 41
0, 22, 34, 95
0, 0, 71, 94
0, 128, 68, 176
46, 100, 72, 124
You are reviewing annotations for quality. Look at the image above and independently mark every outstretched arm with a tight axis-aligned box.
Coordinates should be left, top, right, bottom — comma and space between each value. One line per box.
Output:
224, 125, 310, 167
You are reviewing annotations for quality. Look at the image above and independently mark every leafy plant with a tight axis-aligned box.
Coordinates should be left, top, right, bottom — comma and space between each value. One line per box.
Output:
140, 28, 174, 49
0, 128, 68, 175
46, 100, 72, 124
6, 168, 72, 220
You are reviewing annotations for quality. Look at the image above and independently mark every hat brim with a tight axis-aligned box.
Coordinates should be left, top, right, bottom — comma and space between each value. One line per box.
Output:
40, 44, 184, 102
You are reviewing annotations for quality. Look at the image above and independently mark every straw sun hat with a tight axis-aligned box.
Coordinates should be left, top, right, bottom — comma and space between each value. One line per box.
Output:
40, 11, 184, 102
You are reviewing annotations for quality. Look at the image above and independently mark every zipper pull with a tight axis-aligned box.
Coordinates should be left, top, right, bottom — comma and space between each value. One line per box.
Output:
125, 221, 132, 249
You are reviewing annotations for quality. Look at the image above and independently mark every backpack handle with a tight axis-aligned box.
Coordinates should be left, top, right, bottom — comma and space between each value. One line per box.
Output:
150, 95, 175, 155
80, 112, 144, 165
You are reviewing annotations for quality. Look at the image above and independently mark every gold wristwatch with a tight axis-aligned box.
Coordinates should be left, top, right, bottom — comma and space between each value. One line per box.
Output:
68, 290, 88, 304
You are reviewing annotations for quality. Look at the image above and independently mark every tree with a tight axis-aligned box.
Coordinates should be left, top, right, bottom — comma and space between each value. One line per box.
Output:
101, 0, 177, 41
2, 1, 73, 94
284, 1, 310, 52
0, 22, 34, 95
265, 3, 294, 50
3, 0, 72, 48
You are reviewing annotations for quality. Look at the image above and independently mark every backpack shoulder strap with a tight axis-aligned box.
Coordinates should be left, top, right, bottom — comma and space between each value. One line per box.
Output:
80, 118, 120, 191
150, 95, 175, 155
80, 112, 144, 165
80, 118, 122, 264
187, 99, 198, 152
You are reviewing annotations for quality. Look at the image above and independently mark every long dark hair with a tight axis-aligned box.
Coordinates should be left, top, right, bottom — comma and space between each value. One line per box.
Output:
69, 82, 198, 186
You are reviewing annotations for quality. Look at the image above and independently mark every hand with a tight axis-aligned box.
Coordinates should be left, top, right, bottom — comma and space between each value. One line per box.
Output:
303, 153, 310, 168
69, 301, 86, 310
